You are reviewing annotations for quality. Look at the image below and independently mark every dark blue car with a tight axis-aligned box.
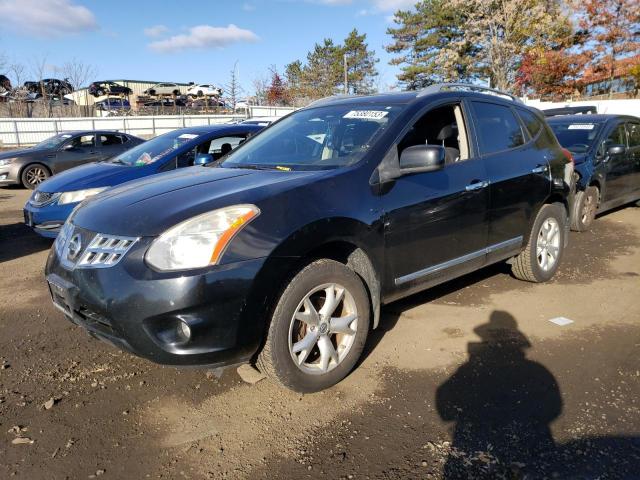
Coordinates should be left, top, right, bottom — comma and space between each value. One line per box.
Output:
548, 114, 640, 231
24, 124, 262, 237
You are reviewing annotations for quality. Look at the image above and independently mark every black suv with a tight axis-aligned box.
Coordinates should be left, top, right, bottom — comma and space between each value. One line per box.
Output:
89, 81, 133, 97
548, 114, 640, 231
45, 84, 573, 392
24, 78, 73, 96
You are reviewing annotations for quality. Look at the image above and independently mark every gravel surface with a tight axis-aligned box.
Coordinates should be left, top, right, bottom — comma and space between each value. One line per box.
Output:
1, 187, 639, 479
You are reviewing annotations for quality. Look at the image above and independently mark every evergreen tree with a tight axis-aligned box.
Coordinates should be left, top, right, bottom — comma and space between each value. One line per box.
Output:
341, 29, 379, 94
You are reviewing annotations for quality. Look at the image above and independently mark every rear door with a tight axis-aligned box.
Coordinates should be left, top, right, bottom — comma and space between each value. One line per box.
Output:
625, 121, 640, 196
468, 101, 549, 254
98, 133, 128, 160
55, 134, 99, 172
601, 121, 630, 202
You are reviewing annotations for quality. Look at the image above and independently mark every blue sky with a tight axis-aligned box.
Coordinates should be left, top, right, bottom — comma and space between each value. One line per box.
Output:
0, 0, 414, 93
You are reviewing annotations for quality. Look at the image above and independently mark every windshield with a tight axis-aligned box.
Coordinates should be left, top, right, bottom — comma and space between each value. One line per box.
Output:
110, 130, 199, 166
222, 104, 401, 170
33, 133, 73, 150
549, 122, 603, 154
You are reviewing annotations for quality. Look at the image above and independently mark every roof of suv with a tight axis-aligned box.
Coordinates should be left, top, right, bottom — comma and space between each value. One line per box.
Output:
546, 114, 638, 123
308, 83, 523, 108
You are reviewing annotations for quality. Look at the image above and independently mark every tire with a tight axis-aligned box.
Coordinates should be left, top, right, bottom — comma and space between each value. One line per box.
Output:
97, 89, 104, 96
173, 90, 180, 96
21, 164, 50, 190
511, 203, 566, 283
257, 259, 370, 393
570, 186, 598, 232
148, 89, 156, 96
197, 90, 203, 97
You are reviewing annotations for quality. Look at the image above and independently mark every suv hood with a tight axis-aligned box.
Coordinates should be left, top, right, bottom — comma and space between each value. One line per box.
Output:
72, 166, 325, 237
38, 162, 147, 193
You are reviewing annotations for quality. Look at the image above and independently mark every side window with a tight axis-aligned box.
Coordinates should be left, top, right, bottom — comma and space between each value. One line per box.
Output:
208, 135, 247, 159
517, 108, 543, 139
397, 103, 470, 164
176, 147, 196, 168
71, 135, 95, 148
606, 123, 627, 147
471, 102, 525, 155
118, 134, 129, 144
626, 123, 640, 148
100, 134, 123, 146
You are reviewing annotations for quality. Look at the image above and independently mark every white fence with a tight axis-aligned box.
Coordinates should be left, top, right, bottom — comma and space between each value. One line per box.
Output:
524, 98, 640, 116
0, 106, 295, 147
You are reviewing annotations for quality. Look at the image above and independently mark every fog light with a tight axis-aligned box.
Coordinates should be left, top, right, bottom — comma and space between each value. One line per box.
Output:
0, 174, 7, 181
178, 320, 191, 342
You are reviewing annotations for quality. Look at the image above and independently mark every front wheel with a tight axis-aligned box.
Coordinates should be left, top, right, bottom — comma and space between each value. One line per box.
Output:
571, 186, 598, 232
21, 164, 50, 189
511, 203, 566, 283
257, 259, 370, 392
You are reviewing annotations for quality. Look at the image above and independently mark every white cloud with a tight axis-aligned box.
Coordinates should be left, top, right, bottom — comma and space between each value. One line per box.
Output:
0, 0, 97, 37
148, 24, 259, 53
144, 25, 169, 37
242, 3, 256, 11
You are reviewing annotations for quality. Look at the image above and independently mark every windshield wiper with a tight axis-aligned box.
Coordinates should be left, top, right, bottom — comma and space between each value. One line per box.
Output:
227, 164, 286, 171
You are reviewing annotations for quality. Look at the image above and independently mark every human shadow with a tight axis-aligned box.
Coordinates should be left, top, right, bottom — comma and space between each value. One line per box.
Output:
0, 222, 53, 263
436, 311, 562, 479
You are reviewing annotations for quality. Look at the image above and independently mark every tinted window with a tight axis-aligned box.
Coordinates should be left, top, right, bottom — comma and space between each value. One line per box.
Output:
110, 130, 200, 167
517, 109, 543, 138
627, 123, 640, 147
71, 135, 95, 148
607, 124, 627, 146
100, 134, 123, 146
471, 102, 524, 155
549, 122, 603, 154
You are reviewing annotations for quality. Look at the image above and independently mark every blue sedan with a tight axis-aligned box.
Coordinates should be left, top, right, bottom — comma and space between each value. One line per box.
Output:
24, 124, 263, 237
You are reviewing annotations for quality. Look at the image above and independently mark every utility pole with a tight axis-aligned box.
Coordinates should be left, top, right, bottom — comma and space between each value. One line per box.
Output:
343, 53, 348, 95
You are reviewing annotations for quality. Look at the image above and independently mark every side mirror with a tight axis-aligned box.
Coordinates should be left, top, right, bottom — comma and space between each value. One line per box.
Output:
194, 153, 214, 166
61, 143, 74, 151
399, 145, 446, 173
607, 144, 626, 156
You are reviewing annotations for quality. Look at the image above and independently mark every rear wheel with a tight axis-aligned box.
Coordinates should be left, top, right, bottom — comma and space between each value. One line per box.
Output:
21, 164, 50, 189
571, 186, 598, 232
257, 259, 370, 392
511, 203, 566, 283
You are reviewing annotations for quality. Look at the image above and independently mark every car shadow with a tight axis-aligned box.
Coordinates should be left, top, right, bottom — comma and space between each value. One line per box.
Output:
0, 222, 53, 263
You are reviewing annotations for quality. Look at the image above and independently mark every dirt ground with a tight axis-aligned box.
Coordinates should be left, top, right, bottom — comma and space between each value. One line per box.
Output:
0, 187, 638, 480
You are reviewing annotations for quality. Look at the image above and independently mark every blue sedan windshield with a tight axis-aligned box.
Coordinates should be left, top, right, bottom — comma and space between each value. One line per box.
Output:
222, 104, 401, 170
549, 121, 604, 154
111, 130, 200, 166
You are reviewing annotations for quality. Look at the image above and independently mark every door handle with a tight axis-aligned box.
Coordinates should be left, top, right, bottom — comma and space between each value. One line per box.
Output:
465, 180, 490, 191
531, 165, 548, 174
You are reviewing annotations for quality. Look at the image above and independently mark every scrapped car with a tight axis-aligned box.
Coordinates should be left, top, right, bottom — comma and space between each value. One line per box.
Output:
89, 81, 133, 97
186, 84, 222, 97
24, 78, 73, 96
548, 114, 640, 231
95, 97, 131, 110
144, 83, 182, 96
45, 84, 572, 392
0, 131, 143, 189
25, 124, 262, 237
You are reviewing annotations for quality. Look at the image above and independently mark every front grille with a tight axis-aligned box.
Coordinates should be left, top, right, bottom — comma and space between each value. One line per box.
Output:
31, 191, 60, 207
57, 223, 138, 269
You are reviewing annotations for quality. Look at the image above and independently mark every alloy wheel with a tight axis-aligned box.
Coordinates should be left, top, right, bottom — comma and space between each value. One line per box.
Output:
536, 217, 561, 272
25, 167, 47, 186
288, 283, 358, 375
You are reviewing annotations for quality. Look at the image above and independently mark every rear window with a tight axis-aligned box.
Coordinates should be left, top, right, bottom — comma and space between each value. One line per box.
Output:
471, 102, 525, 155
549, 122, 603, 154
517, 109, 544, 138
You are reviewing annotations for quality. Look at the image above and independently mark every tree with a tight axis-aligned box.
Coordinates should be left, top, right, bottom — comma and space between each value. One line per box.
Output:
386, 0, 476, 89
252, 73, 269, 106
266, 67, 290, 106
225, 61, 243, 111
572, 0, 640, 94
61, 58, 97, 92
341, 29, 378, 94
302, 39, 343, 97
516, 48, 587, 98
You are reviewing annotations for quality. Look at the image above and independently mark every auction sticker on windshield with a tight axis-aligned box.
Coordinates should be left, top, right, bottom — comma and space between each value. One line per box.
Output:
178, 133, 199, 139
343, 110, 389, 120
567, 124, 595, 130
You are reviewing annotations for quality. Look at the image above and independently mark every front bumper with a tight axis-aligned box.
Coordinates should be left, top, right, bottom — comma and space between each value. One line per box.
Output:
45, 235, 270, 367
0, 166, 20, 185
24, 200, 77, 238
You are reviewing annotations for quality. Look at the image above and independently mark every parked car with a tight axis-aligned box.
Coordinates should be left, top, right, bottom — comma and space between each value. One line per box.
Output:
0, 131, 143, 190
44, 84, 573, 392
186, 84, 222, 97
143, 97, 187, 107
548, 114, 640, 231
143, 83, 182, 96
95, 97, 131, 110
25, 124, 262, 237
89, 81, 133, 97
24, 78, 73, 96
241, 116, 281, 126
544, 106, 598, 117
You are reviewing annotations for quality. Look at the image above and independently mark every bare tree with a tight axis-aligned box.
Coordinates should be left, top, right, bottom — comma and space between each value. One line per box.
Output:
30, 55, 51, 116
9, 61, 26, 87
252, 72, 269, 106
225, 61, 243, 112
61, 58, 97, 114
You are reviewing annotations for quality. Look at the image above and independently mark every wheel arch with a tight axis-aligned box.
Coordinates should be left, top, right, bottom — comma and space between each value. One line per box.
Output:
19, 161, 52, 186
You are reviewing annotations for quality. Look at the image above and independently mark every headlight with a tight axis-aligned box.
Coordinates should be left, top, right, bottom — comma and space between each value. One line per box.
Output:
0, 158, 16, 167
58, 187, 108, 205
146, 204, 260, 271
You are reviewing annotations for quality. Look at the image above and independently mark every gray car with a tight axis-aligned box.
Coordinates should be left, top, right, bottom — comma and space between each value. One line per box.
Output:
0, 131, 144, 189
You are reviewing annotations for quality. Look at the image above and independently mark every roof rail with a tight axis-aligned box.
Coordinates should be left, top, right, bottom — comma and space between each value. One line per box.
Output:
306, 94, 355, 108
417, 83, 523, 103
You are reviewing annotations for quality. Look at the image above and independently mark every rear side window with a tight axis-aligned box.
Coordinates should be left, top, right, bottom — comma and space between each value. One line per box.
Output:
471, 102, 525, 155
517, 109, 543, 138
100, 134, 123, 146
627, 123, 640, 147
